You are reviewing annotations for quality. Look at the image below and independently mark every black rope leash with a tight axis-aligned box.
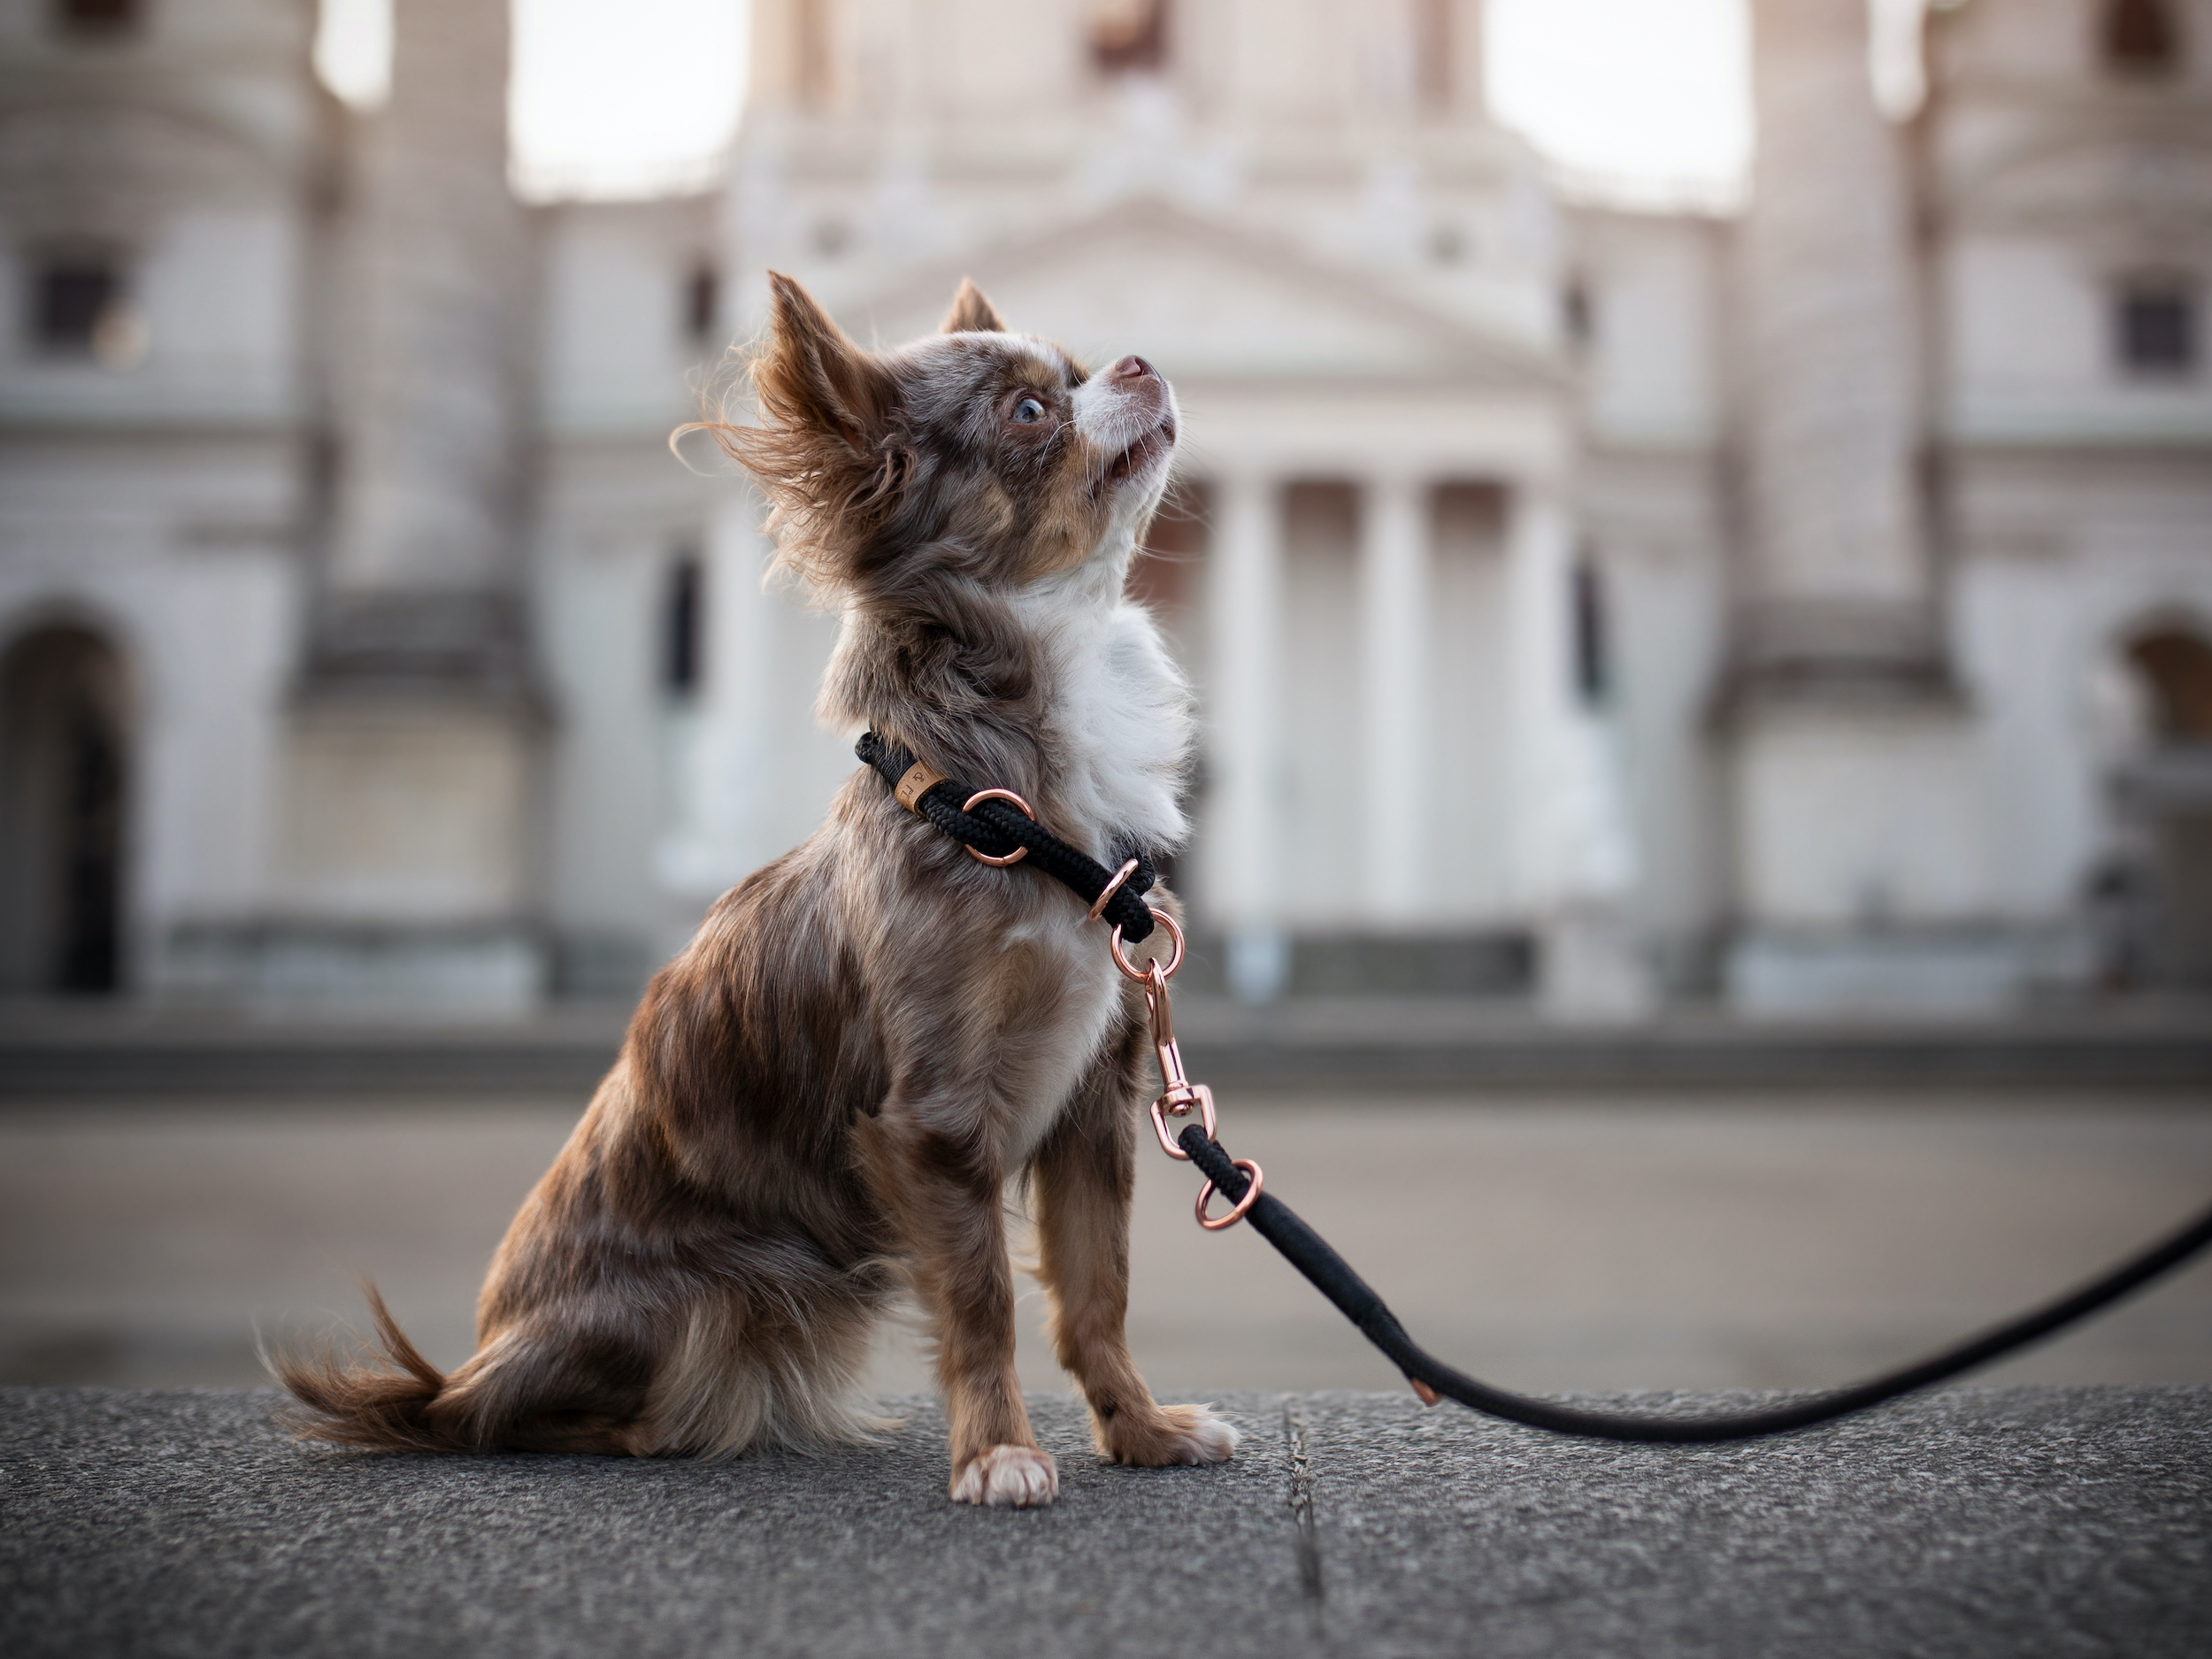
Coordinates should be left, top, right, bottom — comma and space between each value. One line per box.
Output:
1179, 1122, 2212, 1442
859, 739, 2212, 1443
856, 732, 1160, 941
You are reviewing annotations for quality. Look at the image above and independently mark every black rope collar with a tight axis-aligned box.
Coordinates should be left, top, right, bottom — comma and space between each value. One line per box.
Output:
856, 731, 1160, 941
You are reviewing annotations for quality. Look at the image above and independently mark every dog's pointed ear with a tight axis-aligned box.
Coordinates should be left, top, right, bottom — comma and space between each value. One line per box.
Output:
941, 279, 1006, 334
755, 271, 894, 451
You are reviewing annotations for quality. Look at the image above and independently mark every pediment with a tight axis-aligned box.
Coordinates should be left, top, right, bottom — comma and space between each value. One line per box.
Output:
822, 198, 1557, 388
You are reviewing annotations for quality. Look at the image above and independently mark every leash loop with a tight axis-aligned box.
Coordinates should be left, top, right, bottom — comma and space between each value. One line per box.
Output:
1196, 1159, 1265, 1231
1110, 907, 1184, 981
960, 788, 1035, 867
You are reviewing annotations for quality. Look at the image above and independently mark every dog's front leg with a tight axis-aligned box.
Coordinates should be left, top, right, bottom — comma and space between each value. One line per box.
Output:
862, 1105, 1056, 1508
1032, 1022, 1240, 1471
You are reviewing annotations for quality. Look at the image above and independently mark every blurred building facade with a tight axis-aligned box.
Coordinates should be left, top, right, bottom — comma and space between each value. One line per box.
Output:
2, 0, 2208, 1013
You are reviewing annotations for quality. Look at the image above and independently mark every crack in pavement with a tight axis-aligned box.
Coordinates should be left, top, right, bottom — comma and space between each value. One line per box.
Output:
1283, 1400, 1325, 1647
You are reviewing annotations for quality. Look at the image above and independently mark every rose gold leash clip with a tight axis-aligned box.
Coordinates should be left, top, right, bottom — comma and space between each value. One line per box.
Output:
1107, 908, 1217, 1163
961, 787, 1034, 867
1141, 960, 1217, 1160
1106, 907, 1254, 1230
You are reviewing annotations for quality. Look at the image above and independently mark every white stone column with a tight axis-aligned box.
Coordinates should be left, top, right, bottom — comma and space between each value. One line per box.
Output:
273, 0, 542, 1012
657, 489, 779, 907
1504, 481, 1648, 1019
1722, 0, 1991, 1015
1202, 471, 1289, 1002
1503, 480, 1577, 910
1738, 0, 1924, 630
1360, 473, 1428, 922
332, 0, 526, 595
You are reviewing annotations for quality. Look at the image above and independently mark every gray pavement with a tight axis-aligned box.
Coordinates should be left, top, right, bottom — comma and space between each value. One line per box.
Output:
4, 1384, 2208, 1657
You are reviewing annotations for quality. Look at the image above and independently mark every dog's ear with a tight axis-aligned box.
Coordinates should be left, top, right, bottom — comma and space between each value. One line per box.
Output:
940, 279, 1006, 334
754, 271, 896, 453
725, 273, 910, 584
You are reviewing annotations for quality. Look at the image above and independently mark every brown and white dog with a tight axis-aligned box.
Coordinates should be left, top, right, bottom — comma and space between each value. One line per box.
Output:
275, 273, 1235, 1508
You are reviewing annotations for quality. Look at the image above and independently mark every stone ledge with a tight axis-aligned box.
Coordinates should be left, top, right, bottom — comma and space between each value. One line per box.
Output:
4, 1386, 2208, 1657
4, 999, 2212, 1099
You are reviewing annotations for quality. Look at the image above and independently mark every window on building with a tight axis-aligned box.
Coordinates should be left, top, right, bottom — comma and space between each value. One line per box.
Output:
664, 552, 703, 698
1562, 277, 1595, 349
1090, 0, 1167, 75
30, 254, 123, 357
1571, 554, 1612, 708
2128, 629, 2212, 741
2103, 0, 2182, 76
2116, 277, 2198, 375
683, 261, 719, 346
1, 625, 129, 994
52, 0, 141, 37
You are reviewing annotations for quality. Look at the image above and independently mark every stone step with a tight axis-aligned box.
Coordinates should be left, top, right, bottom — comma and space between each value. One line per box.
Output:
4, 998, 2211, 1099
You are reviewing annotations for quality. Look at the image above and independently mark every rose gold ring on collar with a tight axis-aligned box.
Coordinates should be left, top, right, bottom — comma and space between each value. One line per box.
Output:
961, 787, 1033, 867
1086, 858, 1141, 924
1110, 907, 1184, 981
1195, 1159, 1263, 1231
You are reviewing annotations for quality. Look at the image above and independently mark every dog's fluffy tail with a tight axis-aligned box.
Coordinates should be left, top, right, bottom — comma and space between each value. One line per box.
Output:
269, 1282, 475, 1454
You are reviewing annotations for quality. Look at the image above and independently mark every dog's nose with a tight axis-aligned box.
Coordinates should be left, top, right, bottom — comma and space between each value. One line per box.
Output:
1110, 355, 1155, 382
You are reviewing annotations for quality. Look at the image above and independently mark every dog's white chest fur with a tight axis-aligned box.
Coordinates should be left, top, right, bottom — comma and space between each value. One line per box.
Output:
1015, 581, 1192, 864
990, 582, 1192, 1169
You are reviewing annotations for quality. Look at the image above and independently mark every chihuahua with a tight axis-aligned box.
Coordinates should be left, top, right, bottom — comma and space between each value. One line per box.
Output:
276, 273, 1236, 1508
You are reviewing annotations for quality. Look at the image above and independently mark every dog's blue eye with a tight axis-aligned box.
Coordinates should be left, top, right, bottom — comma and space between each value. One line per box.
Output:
1012, 396, 1045, 424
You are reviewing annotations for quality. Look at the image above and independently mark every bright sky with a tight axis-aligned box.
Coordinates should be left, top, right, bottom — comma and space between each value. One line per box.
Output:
312, 1, 1919, 207
1486, 0, 1749, 204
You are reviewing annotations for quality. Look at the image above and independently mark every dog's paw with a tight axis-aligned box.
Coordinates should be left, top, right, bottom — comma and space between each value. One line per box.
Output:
950, 1443, 1059, 1508
1097, 1402, 1240, 1467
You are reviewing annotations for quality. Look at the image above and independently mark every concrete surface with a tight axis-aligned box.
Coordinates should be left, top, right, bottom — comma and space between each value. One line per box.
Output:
5, 1096, 2210, 1397
3, 1385, 2207, 1657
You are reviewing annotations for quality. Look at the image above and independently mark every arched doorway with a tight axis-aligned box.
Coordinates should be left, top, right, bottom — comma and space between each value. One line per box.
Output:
2110, 625, 2212, 987
0, 624, 130, 994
